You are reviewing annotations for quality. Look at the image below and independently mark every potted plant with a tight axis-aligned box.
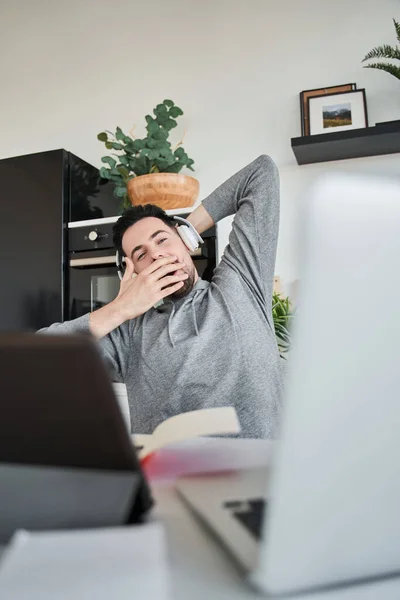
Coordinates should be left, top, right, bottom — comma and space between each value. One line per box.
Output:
272, 291, 294, 359
362, 18, 400, 82
97, 99, 198, 211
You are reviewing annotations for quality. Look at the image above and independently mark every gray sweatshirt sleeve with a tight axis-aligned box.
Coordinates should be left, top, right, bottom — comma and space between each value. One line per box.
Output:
37, 314, 130, 383
202, 154, 279, 302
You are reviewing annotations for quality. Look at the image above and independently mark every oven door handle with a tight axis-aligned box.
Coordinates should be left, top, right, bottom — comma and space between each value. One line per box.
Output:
69, 256, 118, 267
70, 247, 202, 268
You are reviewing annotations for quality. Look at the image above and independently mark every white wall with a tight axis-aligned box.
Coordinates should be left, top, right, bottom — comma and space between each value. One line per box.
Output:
1, 0, 399, 295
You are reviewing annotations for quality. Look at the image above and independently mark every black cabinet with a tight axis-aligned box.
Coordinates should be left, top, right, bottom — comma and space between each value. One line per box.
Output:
0, 149, 119, 331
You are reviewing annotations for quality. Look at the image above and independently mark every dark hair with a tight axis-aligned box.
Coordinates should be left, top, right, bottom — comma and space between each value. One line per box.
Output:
113, 204, 176, 256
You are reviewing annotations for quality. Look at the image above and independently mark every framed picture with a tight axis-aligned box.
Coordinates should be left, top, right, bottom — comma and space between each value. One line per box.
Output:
300, 83, 356, 136
308, 89, 368, 136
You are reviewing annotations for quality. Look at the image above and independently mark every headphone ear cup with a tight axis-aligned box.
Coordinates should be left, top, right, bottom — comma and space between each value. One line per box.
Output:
177, 225, 198, 252
116, 251, 126, 281
174, 216, 204, 251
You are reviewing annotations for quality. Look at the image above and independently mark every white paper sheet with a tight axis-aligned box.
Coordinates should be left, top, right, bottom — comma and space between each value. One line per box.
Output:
134, 406, 241, 458
0, 523, 170, 600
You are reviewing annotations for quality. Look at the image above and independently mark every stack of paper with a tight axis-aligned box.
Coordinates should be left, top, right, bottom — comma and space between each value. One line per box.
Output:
0, 523, 170, 600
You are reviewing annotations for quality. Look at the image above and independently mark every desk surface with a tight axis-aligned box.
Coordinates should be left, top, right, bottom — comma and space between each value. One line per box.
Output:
1, 438, 400, 599
147, 438, 400, 600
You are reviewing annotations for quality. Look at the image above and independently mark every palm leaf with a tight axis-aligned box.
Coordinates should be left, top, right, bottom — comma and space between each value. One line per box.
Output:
394, 18, 400, 44
276, 328, 290, 340
276, 331, 290, 341
362, 44, 400, 62
363, 61, 400, 80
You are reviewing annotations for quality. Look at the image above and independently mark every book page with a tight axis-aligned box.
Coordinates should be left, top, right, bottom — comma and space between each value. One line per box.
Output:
135, 407, 240, 459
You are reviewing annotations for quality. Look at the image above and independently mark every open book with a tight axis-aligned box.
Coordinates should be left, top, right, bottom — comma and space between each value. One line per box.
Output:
112, 384, 241, 459
133, 407, 241, 459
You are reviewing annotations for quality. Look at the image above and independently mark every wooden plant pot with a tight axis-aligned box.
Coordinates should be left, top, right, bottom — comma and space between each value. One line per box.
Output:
127, 173, 199, 210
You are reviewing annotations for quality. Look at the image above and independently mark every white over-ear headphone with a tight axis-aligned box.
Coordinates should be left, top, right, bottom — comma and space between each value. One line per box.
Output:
174, 216, 204, 252
116, 216, 204, 281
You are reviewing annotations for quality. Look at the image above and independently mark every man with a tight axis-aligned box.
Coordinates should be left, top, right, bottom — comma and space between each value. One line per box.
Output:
42, 155, 283, 438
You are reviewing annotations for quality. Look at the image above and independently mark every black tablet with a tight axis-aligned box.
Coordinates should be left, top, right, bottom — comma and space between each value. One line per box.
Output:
0, 332, 152, 521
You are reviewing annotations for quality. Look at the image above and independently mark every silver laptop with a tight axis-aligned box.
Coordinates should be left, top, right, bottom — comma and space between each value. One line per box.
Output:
176, 173, 400, 596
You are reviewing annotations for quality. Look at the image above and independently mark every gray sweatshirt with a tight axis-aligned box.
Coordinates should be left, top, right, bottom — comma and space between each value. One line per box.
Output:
41, 155, 283, 438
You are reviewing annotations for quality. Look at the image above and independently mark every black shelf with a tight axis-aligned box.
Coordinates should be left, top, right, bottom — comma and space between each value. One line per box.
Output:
291, 121, 400, 165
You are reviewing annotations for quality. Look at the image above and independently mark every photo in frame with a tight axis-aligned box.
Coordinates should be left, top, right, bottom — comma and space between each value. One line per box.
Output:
308, 89, 368, 136
300, 83, 356, 136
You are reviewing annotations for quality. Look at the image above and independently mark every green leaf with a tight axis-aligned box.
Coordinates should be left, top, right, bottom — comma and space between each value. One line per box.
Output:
154, 159, 169, 171
108, 168, 123, 180
154, 139, 169, 149
148, 149, 161, 160
362, 44, 400, 62
112, 142, 123, 150
165, 161, 184, 173
274, 324, 289, 335
169, 106, 183, 118
133, 155, 150, 176
118, 155, 130, 166
158, 150, 175, 165
164, 118, 177, 131
154, 113, 170, 128
152, 129, 169, 141
163, 99, 174, 107
117, 166, 130, 179
147, 120, 160, 135
131, 138, 145, 151
115, 127, 125, 141
174, 147, 185, 158
108, 173, 124, 184
363, 61, 400, 79
159, 147, 174, 159
99, 166, 110, 179
145, 115, 154, 124
274, 317, 286, 325
114, 185, 127, 198
394, 18, 400, 44
101, 156, 117, 168
105, 141, 113, 150
97, 132, 108, 142
154, 103, 168, 116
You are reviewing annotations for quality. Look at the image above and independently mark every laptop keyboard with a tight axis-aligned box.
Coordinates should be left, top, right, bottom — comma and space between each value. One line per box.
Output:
223, 498, 267, 540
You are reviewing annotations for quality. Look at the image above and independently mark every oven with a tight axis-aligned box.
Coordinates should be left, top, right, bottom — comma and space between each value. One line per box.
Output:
67, 217, 217, 321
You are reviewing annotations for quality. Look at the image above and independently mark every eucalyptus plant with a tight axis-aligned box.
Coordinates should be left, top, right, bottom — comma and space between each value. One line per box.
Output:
272, 292, 294, 359
97, 99, 195, 208
362, 18, 400, 81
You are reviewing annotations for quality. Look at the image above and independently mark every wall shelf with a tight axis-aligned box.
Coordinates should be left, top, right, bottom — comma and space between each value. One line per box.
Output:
291, 121, 400, 165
